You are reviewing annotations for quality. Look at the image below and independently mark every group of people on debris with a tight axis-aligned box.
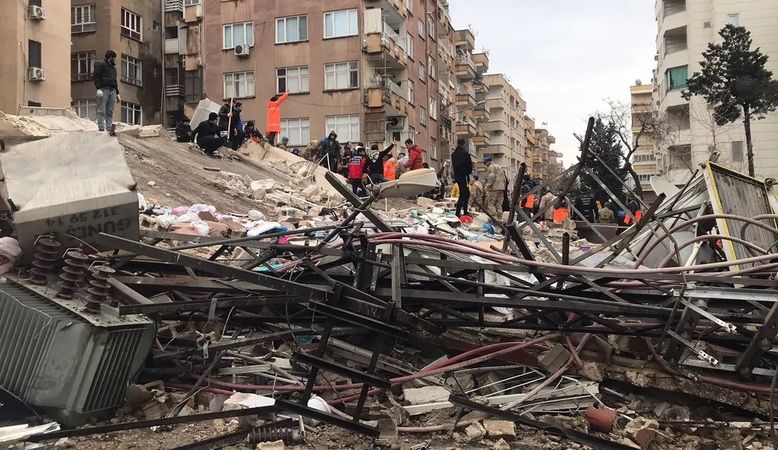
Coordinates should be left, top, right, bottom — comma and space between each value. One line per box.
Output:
174, 93, 291, 157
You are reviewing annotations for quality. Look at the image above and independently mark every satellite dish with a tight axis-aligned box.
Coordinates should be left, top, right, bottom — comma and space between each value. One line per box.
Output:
635, 79, 643, 86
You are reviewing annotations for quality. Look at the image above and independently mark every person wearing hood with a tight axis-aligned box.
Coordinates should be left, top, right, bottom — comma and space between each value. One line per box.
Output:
319, 131, 341, 172
451, 138, 473, 217
94, 50, 120, 133
404, 139, 424, 171
229, 102, 245, 150
302, 140, 319, 162
363, 138, 398, 185
175, 117, 192, 143
483, 155, 507, 219
266, 92, 289, 145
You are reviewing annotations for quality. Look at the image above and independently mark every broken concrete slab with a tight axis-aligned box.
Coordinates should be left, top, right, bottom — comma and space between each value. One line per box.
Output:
623, 417, 659, 450
483, 419, 516, 439
403, 386, 451, 405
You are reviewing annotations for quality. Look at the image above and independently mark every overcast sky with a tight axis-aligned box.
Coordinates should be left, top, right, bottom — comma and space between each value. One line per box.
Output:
449, 0, 657, 166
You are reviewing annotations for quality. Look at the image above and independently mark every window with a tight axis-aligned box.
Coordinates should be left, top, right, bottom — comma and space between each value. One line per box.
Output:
326, 115, 360, 143
223, 71, 255, 98
420, 107, 427, 126
28, 40, 41, 68
431, 138, 438, 160
406, 33, 414, 59
638, 174, 652, 183
121, 102, 142, 125
407, 79, 415, 104
72, 99, 97, 121
29, 0, 41, 6
223, 22, 254, 49
428, 16, 436, 39
185, 68, 203, 103
121, 8, 142, 41
324, 9, 358, 38
276, 66, 309, 94
71, 4, 96, 33
428, 55, 436, 79
184, 0, 201, 5
281, 118, 310, 146
276, 15, 308, 44
418, 19, 425, 38
429, 96, 437, 120
324, 61, 359, 90
419, 62, 426, 81
121, 54, 142, 86
731, 141, 744, 162
71, 51, 95, 81
727, 13, 740, 26
666, 65, 688, 91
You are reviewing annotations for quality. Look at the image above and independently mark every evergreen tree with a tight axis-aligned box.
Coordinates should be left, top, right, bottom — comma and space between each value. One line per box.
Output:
683, 24, 778, 177
580, 118, 626, 202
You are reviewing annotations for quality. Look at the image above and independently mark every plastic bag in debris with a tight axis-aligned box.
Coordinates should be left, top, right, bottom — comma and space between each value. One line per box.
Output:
216, 214, 244, 223
188, 204, 217, 215
137, 193, 148, 211
246, 221, 285, 237
248, 209, 266, 221
156, 214, 176, 229
190, 220, 210, 236
0, 237, 22, 275
173, 212, 200, 224
171, 205, 189, 216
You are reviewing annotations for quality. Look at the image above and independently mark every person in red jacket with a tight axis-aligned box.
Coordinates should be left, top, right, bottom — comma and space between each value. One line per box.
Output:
404, 139, 424, 171
265, 92, 289, 146
347, 146, 367, 196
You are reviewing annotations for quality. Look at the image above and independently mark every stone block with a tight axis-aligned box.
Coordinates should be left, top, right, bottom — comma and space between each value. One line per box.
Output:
483, 419, 516, 439
403, 386, 451, 405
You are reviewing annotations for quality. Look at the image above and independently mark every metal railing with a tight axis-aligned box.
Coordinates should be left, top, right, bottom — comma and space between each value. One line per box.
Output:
381, 24, 408, 55
165, 0, 183, 12
166, 85, 185, 97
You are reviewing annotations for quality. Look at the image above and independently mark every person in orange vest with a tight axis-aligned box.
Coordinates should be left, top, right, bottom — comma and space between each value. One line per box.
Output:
265, 92, 289, 146
552, 196, 570, 224
519, 185, 536, 218
623, 197, 642, 225
383, 155, 397, 181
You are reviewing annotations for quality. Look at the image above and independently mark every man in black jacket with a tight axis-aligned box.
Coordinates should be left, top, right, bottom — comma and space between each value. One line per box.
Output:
451, 138, 473, 216
93, 50, 120, 133
318, 131, 341, 172
191, 113, 223, 157
363, 138, 398, 184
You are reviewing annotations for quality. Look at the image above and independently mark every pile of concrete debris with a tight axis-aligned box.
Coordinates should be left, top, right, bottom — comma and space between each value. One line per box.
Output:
1, 116, 778, 450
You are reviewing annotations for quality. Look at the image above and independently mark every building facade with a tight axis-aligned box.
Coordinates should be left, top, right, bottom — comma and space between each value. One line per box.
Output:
201, 0, 447, 162
0, 0, 70, 114
479, 73, 528, 181
630, 83, 659, 201
653, 0, 778, 183
70, 0, 163, 125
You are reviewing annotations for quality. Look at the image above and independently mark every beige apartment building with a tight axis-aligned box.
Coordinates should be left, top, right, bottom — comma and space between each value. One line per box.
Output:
630, 83, 659, 201
653, 0, 778, 184
0, 0, 70, 114
533, 128, 559, 182
202, 0, 446, 163
478, 73, 528, 180
70, 0, 163, 125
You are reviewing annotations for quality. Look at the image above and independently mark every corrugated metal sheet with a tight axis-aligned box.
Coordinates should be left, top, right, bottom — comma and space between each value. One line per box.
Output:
705, 163, 778, 267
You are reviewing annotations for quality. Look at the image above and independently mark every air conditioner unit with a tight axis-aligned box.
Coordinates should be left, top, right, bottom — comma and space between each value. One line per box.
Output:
28, 5, 46, 20
234, 44, 250, 57
387, 116, 405, 129
28, 67, 45, 81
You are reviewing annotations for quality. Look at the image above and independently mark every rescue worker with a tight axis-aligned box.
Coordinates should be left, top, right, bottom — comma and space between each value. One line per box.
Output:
347, 146, 367, 196
265, 92, 289, 145
574, 191, 598, 223
451, 138, 473, 217
404, 139, 424, 171
539, 188, 556, 222
318, 131, 341, 172
552, 195, 570, 225
520, 185, 536, 218
470, 175, 485, 212
483, 156, 507, 219
598, 201, 615, 223
384, 155, 397, 181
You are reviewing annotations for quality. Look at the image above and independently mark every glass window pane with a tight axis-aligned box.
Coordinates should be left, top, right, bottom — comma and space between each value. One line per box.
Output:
276, 19, 285, 42
247, 23, 254, 46
224, 25, 232, 48
300, 17, 308, 40
325, 14, 334, 38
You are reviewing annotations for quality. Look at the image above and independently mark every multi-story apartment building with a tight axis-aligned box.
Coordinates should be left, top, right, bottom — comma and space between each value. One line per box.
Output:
479, 73, 528, 180
70, 0, 163, 125
653, 0, 778, 183
0, 0, 70, 114
162, 0, 206, 127
630, 82, 659, 201
436, 0, 456, 163
202, 0, 447, 165
534, 128, 557, 182
452, 29, 478, 159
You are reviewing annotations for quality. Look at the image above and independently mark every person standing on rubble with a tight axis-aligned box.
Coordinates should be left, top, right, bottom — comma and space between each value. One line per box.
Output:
265, 92, 289, 145
319, 131, 341, 172
94, 50, 120, 134
384, 155, 397, 181
598, 200, 615, 223
483, 156, 507, 219
228, 102, 245, 150
404, 139, 424, 171
520, 185, 535, 218
302, 140, 319, 162
539, 187, 556, 222
574, 191, 598, 223
451, 138, 473, 217
190, 112, 223, 157
363, 138, 398, 185
341, 142, 354, 178
470, 174, 485, 212
347, 146, 367, 196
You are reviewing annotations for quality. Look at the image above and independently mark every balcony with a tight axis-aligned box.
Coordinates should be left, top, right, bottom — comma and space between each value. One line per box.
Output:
165, 0, 183, 13
364, 23, 408, 69
166, 84, 184, 97
455, 85, 476, 108
473, 133, 491, 147
483, 144, 508, 156
453, 29, 475, 51
165, 38, 180, 55
472, 52, 489, 74
455, 120, 476, 137
455, 54, 476, 81
473, 107, 490, 123
366, 78, 409, 116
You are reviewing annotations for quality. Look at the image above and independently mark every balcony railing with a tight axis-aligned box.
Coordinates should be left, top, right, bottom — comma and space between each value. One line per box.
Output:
165, 0, 183, 13
166, 84, 184, 97
382, 24, 408, 55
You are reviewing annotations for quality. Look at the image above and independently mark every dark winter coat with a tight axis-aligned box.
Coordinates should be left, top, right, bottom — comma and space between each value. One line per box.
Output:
364, 144, 395, 177
93, 59, 119, 93
451, 146, 473, 180
191, 120, 221, 146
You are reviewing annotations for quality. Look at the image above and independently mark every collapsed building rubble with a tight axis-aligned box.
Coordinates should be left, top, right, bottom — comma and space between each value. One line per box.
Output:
1, 117, 778, 449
